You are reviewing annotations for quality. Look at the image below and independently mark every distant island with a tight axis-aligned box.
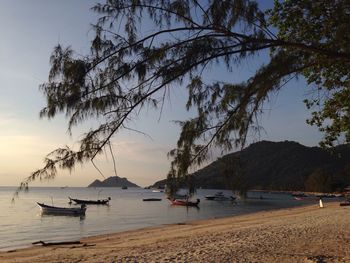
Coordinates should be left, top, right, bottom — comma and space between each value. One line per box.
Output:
88, 176, 139, 188
151, 140, 350, 192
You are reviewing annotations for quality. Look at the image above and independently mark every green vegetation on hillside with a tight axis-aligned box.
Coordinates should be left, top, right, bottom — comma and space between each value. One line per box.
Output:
153, 141, 350, 193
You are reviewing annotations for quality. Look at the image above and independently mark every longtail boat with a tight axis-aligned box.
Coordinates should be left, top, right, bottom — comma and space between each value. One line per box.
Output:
168, 198, 200, 207
294, 197, 304, 201
37, 202, 86, 216
142, 198, 162, 201
205, 192, 236, 201
69, 197, 111, 205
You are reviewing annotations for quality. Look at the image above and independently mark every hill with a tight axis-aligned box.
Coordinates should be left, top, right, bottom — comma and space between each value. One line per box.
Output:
151, 141, 350, 192
88, 176, 139, 188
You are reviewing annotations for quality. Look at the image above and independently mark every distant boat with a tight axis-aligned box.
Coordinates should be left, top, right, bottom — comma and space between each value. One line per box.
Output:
69, 197, 110, 205
205, 192, 235, 201
152, 189, 164, 193
37, 202, 86, 216
121, 186, 128, 190
291, 192, 307, 198
293, 197, 304, 201
316, 194, 337, 198
142, 198, 162, 201
168, 198, 200, 207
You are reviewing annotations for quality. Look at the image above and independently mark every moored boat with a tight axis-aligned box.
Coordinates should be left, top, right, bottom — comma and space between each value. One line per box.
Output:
37, 202, 86, 216
291, 192, 308, 198
142, 198, 162, 201
151, 189, 164, 193
69, 197, 110, 205
316, 194, 337, 198
168, 198, 200, 207
205, 192, 235, 201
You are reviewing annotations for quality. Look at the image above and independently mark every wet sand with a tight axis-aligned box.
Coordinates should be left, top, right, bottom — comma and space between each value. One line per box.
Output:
1, 202, 349, 262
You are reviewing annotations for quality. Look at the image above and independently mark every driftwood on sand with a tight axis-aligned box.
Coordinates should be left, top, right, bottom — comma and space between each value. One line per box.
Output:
32, 240, 81, 246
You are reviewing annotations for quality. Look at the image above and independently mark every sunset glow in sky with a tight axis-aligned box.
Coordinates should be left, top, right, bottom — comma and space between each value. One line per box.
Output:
0, 0, 323, 187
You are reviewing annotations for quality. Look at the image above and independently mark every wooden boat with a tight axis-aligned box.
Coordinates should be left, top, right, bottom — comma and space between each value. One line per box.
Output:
205, 192, 235, 201
69, 197, 110, 205
142, 198, 162, 201
37, 203, 86, 215
121, 186, 128, 190
316, 194, 337, 198
340, 201, 350, 206
168, 198, 200, 207
294, 197, 304, 201
291, 192, 308, 198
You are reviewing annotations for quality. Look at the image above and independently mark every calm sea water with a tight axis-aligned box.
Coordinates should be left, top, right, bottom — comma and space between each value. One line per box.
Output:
0, 187, 321, 251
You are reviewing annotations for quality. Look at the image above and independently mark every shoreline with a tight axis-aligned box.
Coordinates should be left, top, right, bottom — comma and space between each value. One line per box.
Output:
1, 199, 315, 253
1, 202, 350, 262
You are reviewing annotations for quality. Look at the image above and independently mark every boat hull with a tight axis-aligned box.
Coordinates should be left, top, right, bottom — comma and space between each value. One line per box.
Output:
205, 192, 236, 201
169, 198, 200, 207
205, 196, 235, 201
69, 197, 110, 205
37, 203, 86, 216
291, 192, 308, 198
142, 198, 162, 201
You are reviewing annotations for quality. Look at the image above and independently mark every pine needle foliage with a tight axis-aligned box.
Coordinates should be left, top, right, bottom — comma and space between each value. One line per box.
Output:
19, 0, 350, 194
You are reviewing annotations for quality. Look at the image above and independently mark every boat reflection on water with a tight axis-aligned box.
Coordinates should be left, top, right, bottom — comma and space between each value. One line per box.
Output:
39, 212, 86, 221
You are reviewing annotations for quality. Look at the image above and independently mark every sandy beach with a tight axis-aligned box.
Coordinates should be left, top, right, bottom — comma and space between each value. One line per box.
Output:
1, 202, 349, 263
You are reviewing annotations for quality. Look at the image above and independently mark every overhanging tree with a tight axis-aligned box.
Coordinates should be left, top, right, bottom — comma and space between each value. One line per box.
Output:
19, 0, 350, 192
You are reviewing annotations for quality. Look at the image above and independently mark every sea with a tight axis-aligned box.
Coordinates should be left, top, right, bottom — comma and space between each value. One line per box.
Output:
0, 186, 326, 251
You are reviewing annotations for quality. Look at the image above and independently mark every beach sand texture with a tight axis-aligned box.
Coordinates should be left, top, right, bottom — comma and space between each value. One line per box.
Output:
1, 203, 349, 262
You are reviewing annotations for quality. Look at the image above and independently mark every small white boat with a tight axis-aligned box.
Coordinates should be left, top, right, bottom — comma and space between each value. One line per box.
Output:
152, 189, 164, 193
37, 202, 86, 216
205, 192, 235, 201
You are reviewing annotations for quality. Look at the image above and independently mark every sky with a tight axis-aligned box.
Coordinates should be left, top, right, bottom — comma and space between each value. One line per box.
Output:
0, 0, 323, 187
